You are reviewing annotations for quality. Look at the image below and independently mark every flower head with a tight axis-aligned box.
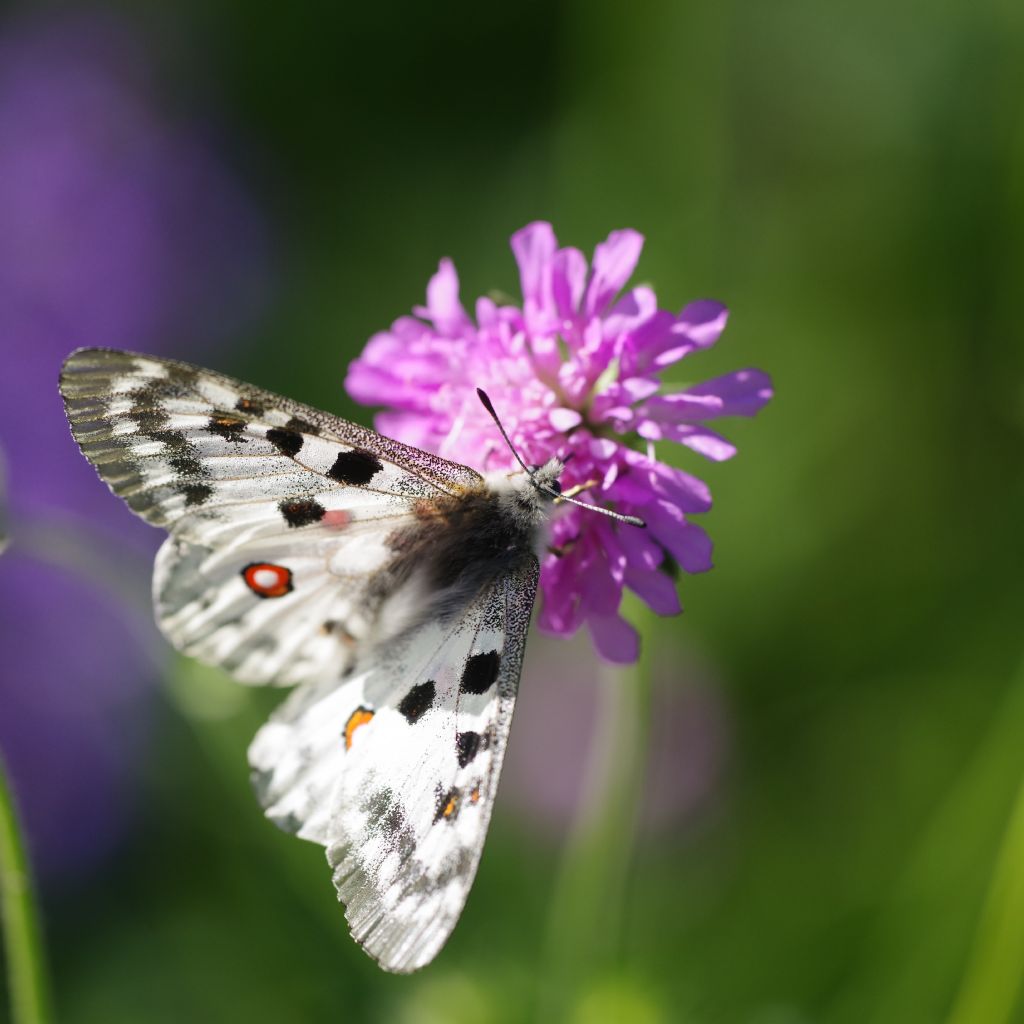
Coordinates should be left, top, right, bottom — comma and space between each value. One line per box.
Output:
346, 222, 772, 663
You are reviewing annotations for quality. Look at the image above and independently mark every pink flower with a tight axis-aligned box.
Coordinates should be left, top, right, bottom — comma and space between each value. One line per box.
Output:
346, 222, 772, 663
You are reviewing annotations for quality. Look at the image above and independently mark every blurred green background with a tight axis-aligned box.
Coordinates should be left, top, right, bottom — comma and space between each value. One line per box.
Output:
2, 1, 1023, 1022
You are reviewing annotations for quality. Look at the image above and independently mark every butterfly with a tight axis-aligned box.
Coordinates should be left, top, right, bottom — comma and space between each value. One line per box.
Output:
59, 348, 642, 972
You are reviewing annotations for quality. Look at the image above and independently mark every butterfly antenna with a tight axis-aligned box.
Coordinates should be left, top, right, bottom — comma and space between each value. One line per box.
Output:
475, 388, 533, 476
475, 389, 646, 529
553, 491, 646, 527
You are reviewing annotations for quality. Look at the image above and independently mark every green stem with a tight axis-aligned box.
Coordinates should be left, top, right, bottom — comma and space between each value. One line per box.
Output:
0, 755, 54, 1024
537, 608, 655, 1020
946, 768, 1024, 1024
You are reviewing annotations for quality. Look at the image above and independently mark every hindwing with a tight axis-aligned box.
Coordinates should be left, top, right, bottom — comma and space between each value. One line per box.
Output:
249, 558, 538, 972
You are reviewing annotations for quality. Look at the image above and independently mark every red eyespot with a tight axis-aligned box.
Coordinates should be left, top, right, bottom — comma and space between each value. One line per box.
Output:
323, 509, 351, 529
241, 562, 293, 598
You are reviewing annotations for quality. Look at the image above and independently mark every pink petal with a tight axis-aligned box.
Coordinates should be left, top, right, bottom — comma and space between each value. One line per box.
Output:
346, 331, 447, 410
625, 567, 681, 616
642, 392, 725, 422
632, 301, 730, 371
529, 333, 563, 377
669, 424, 737, 461
511, 221, 557, 327
622, 452, 712, 514
598, 405, 635, 427
344, 359, 395, 406
652, 465, 712, 515
344, 332, 451, 408
579, 545, 623, 617
589, 437, 618, 460
549, 407, 582, 432
617, 524, 664, 571
685, 368, 774, 418
586, 613, 640, 664
373, 411, 436, 449
538, 554, 585, 634
413, 258, 470, 336
607, 472, 657, 505
552, 246, 587, 320
620, 377, 661, 403
475, 295, 499, 326
647, 502, 714, 573
390, 314, 435, 343
620, 309, 677, 375
584, 228, 644, 318
603, 285, 658, 339
636, 419, 664, 441
676, 299, 729, 348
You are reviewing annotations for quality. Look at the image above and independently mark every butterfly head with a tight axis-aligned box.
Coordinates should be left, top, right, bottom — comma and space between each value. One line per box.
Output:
492, 458, 564, 532
527, 458, 564, 500
476, 389, 645, 529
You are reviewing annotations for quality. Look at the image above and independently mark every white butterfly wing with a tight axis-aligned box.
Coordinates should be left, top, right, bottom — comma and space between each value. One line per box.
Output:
60, 348, 483, 685
249, 558, 539, 973
61, 347, 543, 971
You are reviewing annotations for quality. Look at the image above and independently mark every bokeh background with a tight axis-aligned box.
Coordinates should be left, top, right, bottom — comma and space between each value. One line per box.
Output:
1, 2, 1022, 1022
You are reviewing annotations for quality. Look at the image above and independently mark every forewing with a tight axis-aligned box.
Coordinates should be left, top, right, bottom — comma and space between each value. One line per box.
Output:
59, 347, 481, 531
248, 558, 539, 972
59, 348, 484, 685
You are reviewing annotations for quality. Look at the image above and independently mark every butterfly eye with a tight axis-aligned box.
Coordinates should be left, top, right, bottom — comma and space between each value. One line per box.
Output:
547, 479, 562, 495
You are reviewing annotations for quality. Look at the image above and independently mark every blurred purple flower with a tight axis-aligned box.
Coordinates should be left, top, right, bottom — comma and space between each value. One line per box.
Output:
502, 634, 729, 837
0, 10, 268, 528
0, 12, 269, 878
0, 551, 158, 876
347, 222, 772, 663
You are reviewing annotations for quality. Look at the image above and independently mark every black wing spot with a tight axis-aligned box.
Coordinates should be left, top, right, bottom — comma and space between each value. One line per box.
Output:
363, 787, 392, 822
167, 452, 206, 478
456, 731, 482, 768
279, 497, 326, 528
235, 396, 265, 417
266, 427, 304, 457
182, 482, 214, 507
328, 448, 383, 486
164, 364, 200, 389
127, 403, 168, 434
147, 428, 188, 451
125, 381, 179, 434
363, 789, 416, 858
398, 680, 436, 723
460, 651, 500, 695
207, 414, 247, 442
382, 804, 404, 836
286, 416, 320, 436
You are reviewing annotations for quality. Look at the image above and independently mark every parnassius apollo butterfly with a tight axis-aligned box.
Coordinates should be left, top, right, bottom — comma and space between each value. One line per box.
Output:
59, 348, 643, 973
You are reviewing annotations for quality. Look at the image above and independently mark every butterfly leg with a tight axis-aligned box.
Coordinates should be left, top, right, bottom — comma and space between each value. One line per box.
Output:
547, 536, 580, 558
555, 478, 599, 502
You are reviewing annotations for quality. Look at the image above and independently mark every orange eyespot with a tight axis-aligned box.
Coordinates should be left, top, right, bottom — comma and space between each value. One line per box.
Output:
344, 707, 374, 750
241, 562, 293, 598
